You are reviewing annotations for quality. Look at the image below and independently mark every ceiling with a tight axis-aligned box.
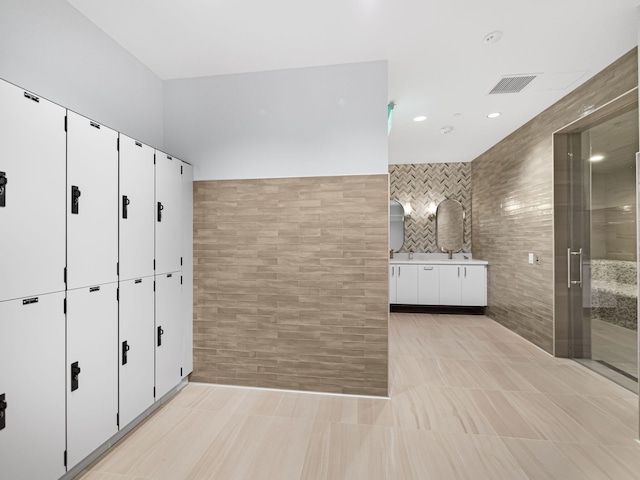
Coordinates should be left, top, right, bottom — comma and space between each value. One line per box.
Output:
66, 0, 640, 165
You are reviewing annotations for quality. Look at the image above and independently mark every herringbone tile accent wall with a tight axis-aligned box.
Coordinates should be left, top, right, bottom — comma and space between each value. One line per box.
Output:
192, 174, 389, 396
389, 163, 471, 253
472, 48, 637, 353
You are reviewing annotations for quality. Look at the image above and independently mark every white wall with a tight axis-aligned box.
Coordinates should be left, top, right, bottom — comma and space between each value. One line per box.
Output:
163, 61, 388, 180
0, 0, 164, 147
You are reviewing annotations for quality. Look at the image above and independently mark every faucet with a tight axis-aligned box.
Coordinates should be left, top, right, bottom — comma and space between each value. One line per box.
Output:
447, 250, 453, 260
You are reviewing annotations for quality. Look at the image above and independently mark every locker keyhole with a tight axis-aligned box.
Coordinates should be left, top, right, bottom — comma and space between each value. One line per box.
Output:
0, 171, 7, 207
157, 326, 164, 347
157, 202, 164, 222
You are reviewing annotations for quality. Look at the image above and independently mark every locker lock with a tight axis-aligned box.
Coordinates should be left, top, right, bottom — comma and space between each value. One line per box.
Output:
0, 171, 6, 208
157, 326, 164, 347
0, 393, 6, 430
71, 362, 81, 392
122, 195, 130, 219
157, 202, 164, 222
122, 340, 130, 365
71, 186, 81, 215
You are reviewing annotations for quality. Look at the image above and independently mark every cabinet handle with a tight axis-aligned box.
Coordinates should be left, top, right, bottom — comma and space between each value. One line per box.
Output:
464, 267, 467, 278
398, 267, 401, 277
457, 267, 460, 278
71, 185, 81, 214
391, 266, 394, 277
424, 266, 434, 271
0, 171, 7, 207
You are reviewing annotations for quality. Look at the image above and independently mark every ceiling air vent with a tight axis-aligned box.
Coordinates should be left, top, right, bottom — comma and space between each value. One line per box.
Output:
489, 75, 537, 94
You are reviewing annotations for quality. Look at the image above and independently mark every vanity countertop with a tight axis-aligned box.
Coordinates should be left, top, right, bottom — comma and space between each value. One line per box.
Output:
389, 253, 488, 265
390, 258, 488, 266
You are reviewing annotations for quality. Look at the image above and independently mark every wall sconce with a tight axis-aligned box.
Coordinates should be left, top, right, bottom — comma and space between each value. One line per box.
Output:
427, 201, 437, 220
403, 202, 412, 220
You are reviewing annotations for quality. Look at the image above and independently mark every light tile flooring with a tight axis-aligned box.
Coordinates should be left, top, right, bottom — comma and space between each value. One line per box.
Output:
591, 318, 638, 391
78, 313, 640, 480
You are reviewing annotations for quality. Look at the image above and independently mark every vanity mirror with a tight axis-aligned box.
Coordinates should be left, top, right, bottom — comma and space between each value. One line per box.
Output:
389, 200, 405, 252
436, 198, 464, 256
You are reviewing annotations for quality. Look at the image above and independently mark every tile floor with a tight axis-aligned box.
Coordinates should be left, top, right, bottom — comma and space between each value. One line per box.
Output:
78, 313, 640, 480
591, 318, 638, 391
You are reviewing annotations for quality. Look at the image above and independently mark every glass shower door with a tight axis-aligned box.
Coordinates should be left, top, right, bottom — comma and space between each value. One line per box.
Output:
567, 106, 639, 393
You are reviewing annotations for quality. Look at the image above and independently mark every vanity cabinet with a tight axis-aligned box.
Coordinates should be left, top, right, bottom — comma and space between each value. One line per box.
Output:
390, 264, 418, 304
390, 261, 487, 307
434, 264, 487, 306
417, 265, 439, 305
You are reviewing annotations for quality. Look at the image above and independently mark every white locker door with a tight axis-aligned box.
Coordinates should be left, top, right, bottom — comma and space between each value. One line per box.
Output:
0, 81, 66, 302
155, 151, 182, 275
155, 272, 183, 399
119, 135, 155, 281
67, 283, 118, 469
181, 162, 194, 376
0, 293, 66, 480
67, 111, 118, 290
119, 277, 155, 427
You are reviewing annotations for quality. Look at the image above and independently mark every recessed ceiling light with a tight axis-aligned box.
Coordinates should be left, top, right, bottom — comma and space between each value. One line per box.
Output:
413, 115, 427, 122
487, 112, 501, 118
589, 154, 605, 162
439, 126, 453, 134
483, 31, 503, 44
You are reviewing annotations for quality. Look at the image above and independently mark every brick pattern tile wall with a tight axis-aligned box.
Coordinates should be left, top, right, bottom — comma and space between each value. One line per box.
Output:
192, 174, 389, 396
471, 48, 637, 353
389, 163, 472, 253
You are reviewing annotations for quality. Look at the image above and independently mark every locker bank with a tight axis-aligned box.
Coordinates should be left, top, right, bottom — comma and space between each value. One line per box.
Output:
0, 79, 194, 479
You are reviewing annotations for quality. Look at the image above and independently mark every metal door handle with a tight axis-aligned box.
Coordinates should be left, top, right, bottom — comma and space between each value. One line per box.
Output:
398, 266, 401, 277
464, 267, 467, 278
567, 248, 583, 288
424, 266, 434, 271
457, 267, 460, 278
391, 266, 394, 277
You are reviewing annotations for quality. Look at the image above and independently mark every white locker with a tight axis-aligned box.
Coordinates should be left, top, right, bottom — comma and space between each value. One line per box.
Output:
119, 277, 155, 427
0, 293, 66, 480
155, 272, 183, 400
181, 162, 194, 376
119, 135, 155, 281
66, 283, 118, 470
0, 80, 66, 302
67, 111, 118, 290
155, 151, 182, 275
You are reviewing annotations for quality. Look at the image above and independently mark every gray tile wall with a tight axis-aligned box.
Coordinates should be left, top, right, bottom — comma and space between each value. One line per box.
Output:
472, 49, 638, 353
192, 174, 389, 396
389, 163, 472, 253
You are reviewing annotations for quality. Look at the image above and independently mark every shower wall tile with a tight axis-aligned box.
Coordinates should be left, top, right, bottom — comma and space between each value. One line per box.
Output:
192, 174, 389, 396
389, 163, 472, 253
471, 48, 637, 353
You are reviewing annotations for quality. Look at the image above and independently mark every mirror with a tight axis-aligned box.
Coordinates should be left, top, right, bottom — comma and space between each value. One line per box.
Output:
436, 199, 464, 254
389, 200, 405, 252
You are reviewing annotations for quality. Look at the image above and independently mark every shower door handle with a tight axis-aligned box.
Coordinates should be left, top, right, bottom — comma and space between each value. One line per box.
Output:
567, 248, 583, 288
